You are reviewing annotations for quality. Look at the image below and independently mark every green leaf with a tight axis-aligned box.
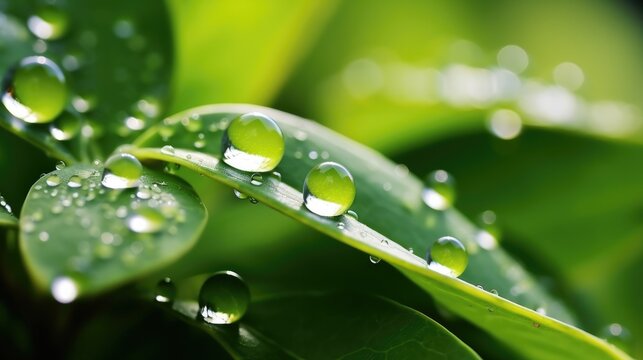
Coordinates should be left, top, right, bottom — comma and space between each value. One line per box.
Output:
130, 104, 629, 360
19, 163, 207, 298
168, 292, 481, 359
0, 0, 173, 159
166, 0, 338, 111
0, 195, 18, 228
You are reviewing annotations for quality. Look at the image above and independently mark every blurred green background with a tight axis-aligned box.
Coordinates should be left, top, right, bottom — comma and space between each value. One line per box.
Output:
0, 0, 641, 358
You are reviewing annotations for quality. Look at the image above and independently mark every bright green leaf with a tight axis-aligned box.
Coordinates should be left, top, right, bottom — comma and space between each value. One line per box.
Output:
130, 104, 629, 360
19, 163, 207, 298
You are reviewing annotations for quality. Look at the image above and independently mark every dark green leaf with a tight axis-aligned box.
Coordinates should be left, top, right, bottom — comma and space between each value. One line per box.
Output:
129, 104, 629, 359
170, 292, 480, 359
19, 163, 207, 298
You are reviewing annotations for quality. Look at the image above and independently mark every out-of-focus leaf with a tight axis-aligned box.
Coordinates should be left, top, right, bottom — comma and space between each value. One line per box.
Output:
166, 0, 338, 111
128, 104, 630, 359
19, 163, 206, 298
169, 292, 481, 359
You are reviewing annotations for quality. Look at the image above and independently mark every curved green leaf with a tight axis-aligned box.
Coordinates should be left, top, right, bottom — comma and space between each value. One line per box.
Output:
19, 163, 207, 298
168, 292, 480, 359
129, 104, 629, 360
0, 0, 173, 159
0, 195, 17, 228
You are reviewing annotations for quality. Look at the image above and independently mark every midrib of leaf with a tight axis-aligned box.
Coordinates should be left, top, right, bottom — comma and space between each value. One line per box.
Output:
128, 104, 630, 360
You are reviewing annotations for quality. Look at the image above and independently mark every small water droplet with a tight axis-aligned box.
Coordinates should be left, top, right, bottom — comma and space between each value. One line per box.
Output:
199, 271, 250, 325
490, 289, 499, 295
308, 151, 318, 160
101, 153, 142, 189
221, 113, 285, 172
303, 162, 355, 217
49, 112, 82, 141
422, 170, 456, 211
427, 236, 468, 277
600, 324, 632, 353
27, 6, 69, 40
271, 171, 282, 181
346, 210, 358, 221
38, 231, 49, 242
336, 222, 345, 230
46, 174, 61, 187
2, 56, 67, 123
369, 255, 381, 264
233, 189, 248, 200
51, 276, 78, 304
249, 197, 258, 204
136, 186, 152, 200
250, 173, 263, 186
67, 175, 82, 188
155, 277, 176, 304
126, 207, 165, 233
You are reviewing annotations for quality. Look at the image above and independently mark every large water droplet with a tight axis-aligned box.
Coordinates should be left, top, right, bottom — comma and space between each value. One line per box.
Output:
101, 153, 142, 189
155, 277, 176, 304
27, 6, 69, 40
199, 271, 250, 325
126, 207, 165, 234
51, 276, 78, 303
2, 56, 67, 123
303, 162, 356, 217
422, 170, 456, 210
221, 112, 285, 172
427, 236, 468, 277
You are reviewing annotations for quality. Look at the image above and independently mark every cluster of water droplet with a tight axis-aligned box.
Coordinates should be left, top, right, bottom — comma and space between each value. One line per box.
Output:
0, 195, 13, 214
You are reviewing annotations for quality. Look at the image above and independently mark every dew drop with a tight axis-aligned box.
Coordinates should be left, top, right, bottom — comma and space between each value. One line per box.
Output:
221, 112, 285, 172
161, 145, 175, 155
369, 255, 381, 264
422, 170, 456, 211
126, 207, 165, 233
46, 174, 61, 187
303, 162, 356, 217
233, 189, 248, 200
490, 289, 499, 295
55, 161, 66, 171
51, 276, 78, 304
155, 277, 176, 304
346, 210, 358, 221
67, 175, 82, 188
199, 271, 250, 325
271, 171, 282, 181
101, 153, 142, 189
308, 151, 318, 160
38, 231, 49, 242
427, 236, 468, 277
249, 197, 258, 204
27, 6, 69, 40
2, 56, 67, 123
336, 222, 345, 230
136, 186, 152, 200
600, 323, 632, 353
250, 173, 263, 186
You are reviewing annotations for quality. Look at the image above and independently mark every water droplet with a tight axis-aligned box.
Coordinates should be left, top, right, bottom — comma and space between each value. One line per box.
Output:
600, 324, 632, 353
101, 153, 142, 189
336, 222, 345, 230
488, 109, 522, 140
369, 255, 381, 264
490, 289, 499, 295
161, 145, 175, 155
38, 231, 49, 242
536, 307, 547, 315
250, 173, 263, 186
233, 189, 248, 199
198, 271, 250, 325
46, 174, 61, 187
422, 170, 456, 210
49, 112, 81, 141
308, 151, 318, 160
249, 197, 258, 204
221, 112, 285, 172
294, 130, 307, 141
346, 210, 358, 221
303, 162, 356, 217
155, 277, 176, 304
51, 276, 78, 303
427, 236, 468, 277
532, 322, 541, 328
27, 6, 69, 40
2, 56, 67, 123
113, 18, 134, 38
55, 161, 66, 170
67, 175, 82, 188
126, 207, 165, 233
136, 186, 152, 200
271, 171, 282, 181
